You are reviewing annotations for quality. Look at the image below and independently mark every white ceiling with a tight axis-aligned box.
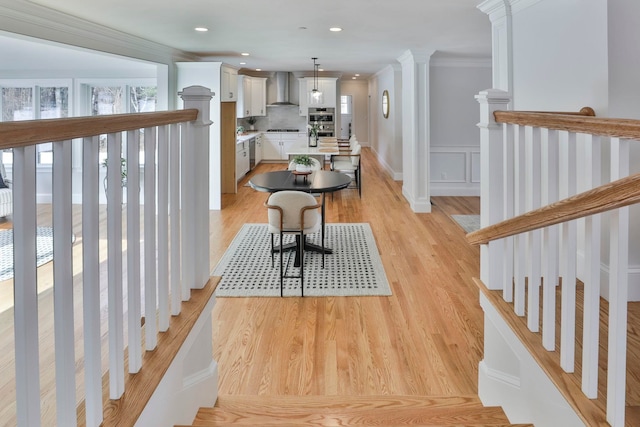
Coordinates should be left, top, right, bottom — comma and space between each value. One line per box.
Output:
7, 0, 491, 77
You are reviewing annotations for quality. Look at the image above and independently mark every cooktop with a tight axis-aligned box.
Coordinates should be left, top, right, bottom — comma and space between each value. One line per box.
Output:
266, 128, 300, 132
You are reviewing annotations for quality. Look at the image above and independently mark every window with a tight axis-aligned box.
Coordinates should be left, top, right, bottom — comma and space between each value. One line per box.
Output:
340, 95, 351, 115
87, 84, 157, 164
1, 83, 70, 165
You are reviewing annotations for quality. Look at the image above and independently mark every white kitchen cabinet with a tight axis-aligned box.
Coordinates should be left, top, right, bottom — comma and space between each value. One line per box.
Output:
251, 77, 266, 116
298, 77, 337, 112
221, 66, 238, 102
236, 140, 250, 181
261, 132, 307, 160
298, 78, 309, 116
237, 75, 267, 118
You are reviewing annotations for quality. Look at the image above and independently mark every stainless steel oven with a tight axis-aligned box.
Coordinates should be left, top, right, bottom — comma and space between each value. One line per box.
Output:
308, 107, 335, 137
308, 107, 335, 124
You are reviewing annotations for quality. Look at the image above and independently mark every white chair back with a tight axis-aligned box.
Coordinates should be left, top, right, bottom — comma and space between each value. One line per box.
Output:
267, 191, 321, 233
351, 144, 361, 166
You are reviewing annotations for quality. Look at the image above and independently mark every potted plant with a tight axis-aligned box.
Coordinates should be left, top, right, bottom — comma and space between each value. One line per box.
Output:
292, 154, 313, 172
101, 157, 127, 200
247, 116, 257, 130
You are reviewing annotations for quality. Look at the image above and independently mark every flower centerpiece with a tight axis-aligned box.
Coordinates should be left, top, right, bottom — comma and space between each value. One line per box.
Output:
307, 122, 322, 147
292, 154, 313, 172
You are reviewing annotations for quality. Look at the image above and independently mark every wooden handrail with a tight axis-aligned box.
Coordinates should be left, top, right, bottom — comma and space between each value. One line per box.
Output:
0, 109, 199, 149
467, 173, 640, 245
494, 108, 640, 140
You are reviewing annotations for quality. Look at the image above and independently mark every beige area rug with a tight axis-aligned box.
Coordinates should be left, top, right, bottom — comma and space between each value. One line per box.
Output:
212, 223, 392, 297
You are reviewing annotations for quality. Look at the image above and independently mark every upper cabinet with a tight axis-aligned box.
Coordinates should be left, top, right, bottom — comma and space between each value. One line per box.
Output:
298, 77, 337, 114
237, 75, 267, 118
221, 66, 238, 102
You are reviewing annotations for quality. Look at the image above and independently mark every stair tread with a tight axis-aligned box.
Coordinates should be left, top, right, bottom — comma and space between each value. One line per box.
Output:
188, 395, 526, 426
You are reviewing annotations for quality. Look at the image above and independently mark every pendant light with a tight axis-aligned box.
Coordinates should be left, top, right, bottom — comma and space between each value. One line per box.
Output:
310, 57, 323, 105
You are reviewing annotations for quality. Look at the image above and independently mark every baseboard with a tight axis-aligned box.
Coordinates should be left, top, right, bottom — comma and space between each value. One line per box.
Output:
430, 185, 480, 197
576, 250, 640, 302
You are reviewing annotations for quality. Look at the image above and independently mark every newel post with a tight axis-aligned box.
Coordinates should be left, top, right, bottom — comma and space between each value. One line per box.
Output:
476, 89, 511, 289
179, 86, 213, 290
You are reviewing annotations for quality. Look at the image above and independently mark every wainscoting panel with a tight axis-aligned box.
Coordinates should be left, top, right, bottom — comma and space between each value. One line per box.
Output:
430, 147, 480, 196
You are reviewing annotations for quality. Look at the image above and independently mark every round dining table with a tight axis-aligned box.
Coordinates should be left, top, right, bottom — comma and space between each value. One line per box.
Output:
249, 170, 352, 266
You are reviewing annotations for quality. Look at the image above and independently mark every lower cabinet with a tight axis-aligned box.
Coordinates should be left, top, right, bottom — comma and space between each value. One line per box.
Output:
236, 141, 250, 181
261, 132, 307, 160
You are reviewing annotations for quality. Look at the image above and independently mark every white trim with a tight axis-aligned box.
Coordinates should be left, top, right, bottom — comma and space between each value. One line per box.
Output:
0, 2, 196, 65
479, 360, 521, 388
510, 0, 543, 14
431, 57, 492, 68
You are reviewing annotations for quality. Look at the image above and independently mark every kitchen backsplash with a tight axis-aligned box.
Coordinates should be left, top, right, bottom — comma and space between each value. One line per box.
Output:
237, 105, 308, 131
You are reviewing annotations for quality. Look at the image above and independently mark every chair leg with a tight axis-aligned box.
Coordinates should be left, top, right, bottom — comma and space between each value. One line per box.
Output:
271, 234, 275, 268
299, 232, 304, 297
279, 231, 284, 297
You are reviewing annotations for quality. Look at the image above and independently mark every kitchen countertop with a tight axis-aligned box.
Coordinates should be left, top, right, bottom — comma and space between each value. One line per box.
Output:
236, 132, 261, 144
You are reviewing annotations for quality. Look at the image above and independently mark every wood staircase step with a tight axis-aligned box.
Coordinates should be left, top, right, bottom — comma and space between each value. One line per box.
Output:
181, 395, 533, 426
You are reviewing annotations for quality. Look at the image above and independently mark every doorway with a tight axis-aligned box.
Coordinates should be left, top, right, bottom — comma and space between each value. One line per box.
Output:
340, 95, 352, 139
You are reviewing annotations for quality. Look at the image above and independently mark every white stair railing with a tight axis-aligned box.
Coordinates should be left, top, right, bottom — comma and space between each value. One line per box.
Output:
474, 89, 634, 426
4, 86, 213, 427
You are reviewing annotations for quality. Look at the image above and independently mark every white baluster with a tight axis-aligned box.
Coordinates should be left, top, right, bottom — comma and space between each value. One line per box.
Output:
126, 129, 142, 373
607, 137, 629, 426
513, 124, 526, 316
52, 139, 77, 426
158, 125, 170, 331
541, 128, 560, 350
82, 136, 103, 426
106, 132, 125, 398
525, 126, 541, 332
169, 123, 182, 312
144, 126, 158, 350
503, 124, 515, 302
582, 134, 601, 398
13, 145, 40, 427
559, 131, 577, 372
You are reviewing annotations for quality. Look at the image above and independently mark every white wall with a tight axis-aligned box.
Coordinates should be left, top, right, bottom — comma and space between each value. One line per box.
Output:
511, 0, 608, 113
370, 65, 403, 179
430, 60, 492, 196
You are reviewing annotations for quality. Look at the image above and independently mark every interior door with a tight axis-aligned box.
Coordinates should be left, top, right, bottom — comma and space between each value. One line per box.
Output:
340, 95, 353, 139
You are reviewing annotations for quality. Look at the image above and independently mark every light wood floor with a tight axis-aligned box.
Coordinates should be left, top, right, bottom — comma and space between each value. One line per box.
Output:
209, 150, 484, 401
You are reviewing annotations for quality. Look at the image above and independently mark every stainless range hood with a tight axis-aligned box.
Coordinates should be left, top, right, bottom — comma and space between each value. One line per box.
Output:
268, 72, 297, 106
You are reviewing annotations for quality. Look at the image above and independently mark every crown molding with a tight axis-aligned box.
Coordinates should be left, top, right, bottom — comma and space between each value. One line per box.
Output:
0, 0, 197, 64
431, 56, 492, 68
510, 0, 543, 14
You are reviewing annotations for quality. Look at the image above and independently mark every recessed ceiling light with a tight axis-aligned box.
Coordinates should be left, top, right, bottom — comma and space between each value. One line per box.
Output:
241, 52, 250, 56
240, 62, 246, 65
256, 68, 262, 71
352, 77, 356, 79
194, 27, 208, 32
318, 68, 324, 72
329, 27, 343, 32
355, 74, 360, 77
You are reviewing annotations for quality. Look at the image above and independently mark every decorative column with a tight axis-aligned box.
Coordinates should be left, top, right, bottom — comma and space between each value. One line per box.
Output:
476, 89, 511, 289
477, 0, 514, 98
397, 49, 434, 213
179, 86, 213, 290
